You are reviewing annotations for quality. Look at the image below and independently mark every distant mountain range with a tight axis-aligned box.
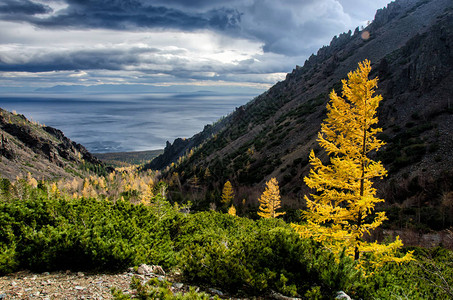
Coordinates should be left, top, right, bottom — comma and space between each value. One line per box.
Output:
148, 0, 453, 228
0, 108, 109, 181
33, 84, 264, 95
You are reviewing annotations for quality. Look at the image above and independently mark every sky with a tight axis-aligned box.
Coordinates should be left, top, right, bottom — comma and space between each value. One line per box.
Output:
0, 0, 391, 93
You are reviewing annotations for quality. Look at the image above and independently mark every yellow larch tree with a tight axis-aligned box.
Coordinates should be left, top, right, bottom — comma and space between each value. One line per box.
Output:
50, 182, 60, 197
258, 177, 286, 218
228, 205, 236, 216
221, 180, 234, 205
292, 60, 412, 270
26, 172, 38, 188
140, 179, 154, 206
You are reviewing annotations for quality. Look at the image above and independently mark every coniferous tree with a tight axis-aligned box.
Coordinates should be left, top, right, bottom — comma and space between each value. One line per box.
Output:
292, 60, 412, 270
228, 205, 236, 216
221, 180, 234, 205
258, 177, 285, 218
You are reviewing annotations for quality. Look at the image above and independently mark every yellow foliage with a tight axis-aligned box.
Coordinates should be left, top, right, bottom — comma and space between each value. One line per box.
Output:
52, 166, 158, 203
148, 178, 154, 187
50, 182, 60, 197
141, 184, 154, 206
98, 177, 106, 189
228, 205, 236, 216
108, 171, 116, 182
204, 168, 211, 179
26, 172, 38, 188
221, 181, 234, 204
292, 60, 412, 270
257, 177, 285, 218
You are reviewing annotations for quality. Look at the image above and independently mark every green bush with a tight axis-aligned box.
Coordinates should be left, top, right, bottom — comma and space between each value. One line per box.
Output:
1, 178, 452, 299
177, 213, 358, 298
355, 247, 453, 299
112, 277, 219, 300
0, 188, 178, 273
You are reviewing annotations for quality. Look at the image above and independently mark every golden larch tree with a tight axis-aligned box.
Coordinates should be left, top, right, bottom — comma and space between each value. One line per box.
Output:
258, 177, 286, 218
228, 205, 237, 216
292, 60, 412, 270
26, 172, 38, 188
221, 180, 234, 204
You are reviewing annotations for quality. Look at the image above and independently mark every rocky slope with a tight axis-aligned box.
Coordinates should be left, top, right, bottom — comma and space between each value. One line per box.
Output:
0, 108, 109, 181
149, 0, 453, 228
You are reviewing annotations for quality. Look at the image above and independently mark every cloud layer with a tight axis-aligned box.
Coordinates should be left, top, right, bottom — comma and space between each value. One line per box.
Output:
0, 0, 390, 90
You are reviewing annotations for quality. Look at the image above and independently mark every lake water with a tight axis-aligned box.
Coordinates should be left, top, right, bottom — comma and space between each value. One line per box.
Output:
0, 92, 255, 153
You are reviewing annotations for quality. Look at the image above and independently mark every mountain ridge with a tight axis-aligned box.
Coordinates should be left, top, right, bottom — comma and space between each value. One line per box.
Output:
148, 0, 453, 228
0, 108, 110, 180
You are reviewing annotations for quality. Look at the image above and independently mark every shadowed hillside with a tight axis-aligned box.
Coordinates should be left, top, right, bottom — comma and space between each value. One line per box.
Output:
0, 108, 110, 180
146, 0, 453, 229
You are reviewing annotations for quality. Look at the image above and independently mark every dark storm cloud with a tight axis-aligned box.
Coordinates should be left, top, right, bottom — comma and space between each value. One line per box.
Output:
0, 0, 355, 57
0, 0, 391, 89
0, 47, 161, 72
0, 0, 51, 15
19, 0, 242, 33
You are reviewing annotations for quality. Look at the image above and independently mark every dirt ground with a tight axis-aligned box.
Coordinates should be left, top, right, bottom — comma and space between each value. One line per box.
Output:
0, 270, 137, 299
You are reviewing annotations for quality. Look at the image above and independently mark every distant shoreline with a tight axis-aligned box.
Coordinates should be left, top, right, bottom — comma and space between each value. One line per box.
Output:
94, 149, 164, 167
93, 149, 164, 155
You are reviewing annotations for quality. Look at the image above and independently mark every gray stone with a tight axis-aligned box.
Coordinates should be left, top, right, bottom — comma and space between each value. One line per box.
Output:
152, 265, 166, 276
336, 291, 352, 300
208, 288, 224, 296
136, 264, 154, 275
270, 290, 302, 300
173, 282, 184, 289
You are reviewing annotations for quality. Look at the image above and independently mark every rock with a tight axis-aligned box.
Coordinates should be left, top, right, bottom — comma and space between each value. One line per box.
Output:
135, 274, 145, 280
152, 265, 166, 276
136, 264, 154, 275
270, 290, 302, 300
136, 264, 166, 276
336, 291, 352, 300
0, 294, 6, 299
77, 272, 85, 277
173, 282, 184, 289
208, 288, 224, 296
75, 285, 85, 290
